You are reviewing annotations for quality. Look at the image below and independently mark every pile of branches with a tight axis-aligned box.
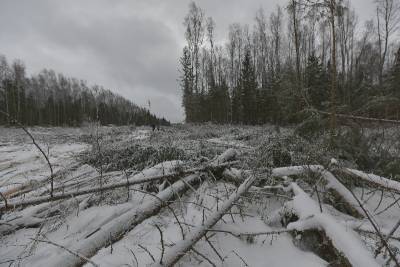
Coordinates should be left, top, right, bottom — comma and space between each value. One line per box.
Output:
83, 143, 187, 172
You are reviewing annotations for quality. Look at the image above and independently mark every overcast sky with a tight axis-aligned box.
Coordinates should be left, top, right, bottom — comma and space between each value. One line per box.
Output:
0, 0, 375, 122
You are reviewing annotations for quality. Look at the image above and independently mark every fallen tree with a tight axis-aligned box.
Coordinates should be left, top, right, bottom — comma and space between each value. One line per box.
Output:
284, 182, 380, 267
342, 168, 400, 194
152, 174, 258, 267
49, 174, 201, 267
272, 165, 365, 218
7, 149, 238, 267
0, 160, 238, 211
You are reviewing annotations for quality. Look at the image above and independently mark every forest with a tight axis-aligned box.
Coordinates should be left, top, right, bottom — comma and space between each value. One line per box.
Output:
0, 55, 169, 126
180, 0, 400, 126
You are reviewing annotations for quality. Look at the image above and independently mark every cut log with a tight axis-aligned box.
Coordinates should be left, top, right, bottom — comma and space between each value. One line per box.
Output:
211, 148, 238, 166
152, 174, 258, 267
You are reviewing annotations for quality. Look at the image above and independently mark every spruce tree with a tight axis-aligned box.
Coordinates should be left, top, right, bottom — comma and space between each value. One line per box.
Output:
240, 49, 257, 124
305, 55, 328, 110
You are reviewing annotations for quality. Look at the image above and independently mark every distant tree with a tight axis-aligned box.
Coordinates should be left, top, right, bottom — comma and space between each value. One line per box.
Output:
240, 49, 257, 124
0, 55, 167, 126
376, 0, 400, 86
180, 46, 195, 122
178, 1, 400, 125
183, 2, 205, 96
389, 46, 400, 97
305, 55, 329, 109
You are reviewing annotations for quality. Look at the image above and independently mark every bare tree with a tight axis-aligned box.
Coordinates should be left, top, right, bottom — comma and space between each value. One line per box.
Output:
255, 8, 268, 87
305, 0, 341, 134
289, 0, 302, 92
337, 1, 358, 104
376, 0, 400, 86
269, 6, 284, 75
184, 2, 205, 95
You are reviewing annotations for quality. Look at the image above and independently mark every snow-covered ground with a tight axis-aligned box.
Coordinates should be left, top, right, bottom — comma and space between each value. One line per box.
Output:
0, 125, 399, 266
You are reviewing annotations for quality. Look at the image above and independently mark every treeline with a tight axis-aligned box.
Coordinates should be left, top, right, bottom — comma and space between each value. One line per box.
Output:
0, 55, 169, 126
180, 0, 400, 125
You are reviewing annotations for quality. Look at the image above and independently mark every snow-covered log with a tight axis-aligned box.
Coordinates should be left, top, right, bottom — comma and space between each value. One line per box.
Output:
153, 174, 258, 267
343, 168, 400, 193
272, 165, 324, 177
0, 160, 237, 211
50, 174, 201, 267
271, 165, 364, 218
211, 148, 238, 166
286, 183, 380, 267
2, 162, 81, 198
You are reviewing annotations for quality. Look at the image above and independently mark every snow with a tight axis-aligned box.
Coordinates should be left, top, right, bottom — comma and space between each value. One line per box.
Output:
272, 165, 366, 216
1, 125, 398, 267
272, 165, 324, 177
345, 168, 400, 193
85, 181, 327, 267
0, 142, 88, 195
286, 183, 380, 267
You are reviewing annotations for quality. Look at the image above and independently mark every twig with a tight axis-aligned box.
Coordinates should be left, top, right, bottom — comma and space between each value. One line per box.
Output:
374, 217, 400, 257
205, 234, 223, 262
343, 184, 400, 266
155, 224, 165, 264
138, 244, 156, 262
0, 110, 55, 197
231, 250, 249, 266
128, 248, 139, 267
191, 248, 217, 267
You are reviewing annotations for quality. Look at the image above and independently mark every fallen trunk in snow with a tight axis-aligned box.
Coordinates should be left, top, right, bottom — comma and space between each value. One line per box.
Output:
2, 162, 81, 198
284, 183, 380, 267
341, 168, 400, 194
0, 160, 238, 211
50, 174, 201, 267
272, 165, 365, 218
152, 174, 258, 267
23, 149, 238, 267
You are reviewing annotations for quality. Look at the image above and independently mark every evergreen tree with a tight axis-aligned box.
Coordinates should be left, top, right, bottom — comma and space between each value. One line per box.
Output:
305, 55, 329, 110
239, 49, 257, 124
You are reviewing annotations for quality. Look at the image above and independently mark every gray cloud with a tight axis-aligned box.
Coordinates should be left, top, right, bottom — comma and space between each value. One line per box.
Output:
0, 0, 375, 122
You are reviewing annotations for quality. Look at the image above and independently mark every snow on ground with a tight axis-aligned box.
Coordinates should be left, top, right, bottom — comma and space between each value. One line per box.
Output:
85, 182, 326, 267
0, 127, 88, 195
0, 125, 399, 266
